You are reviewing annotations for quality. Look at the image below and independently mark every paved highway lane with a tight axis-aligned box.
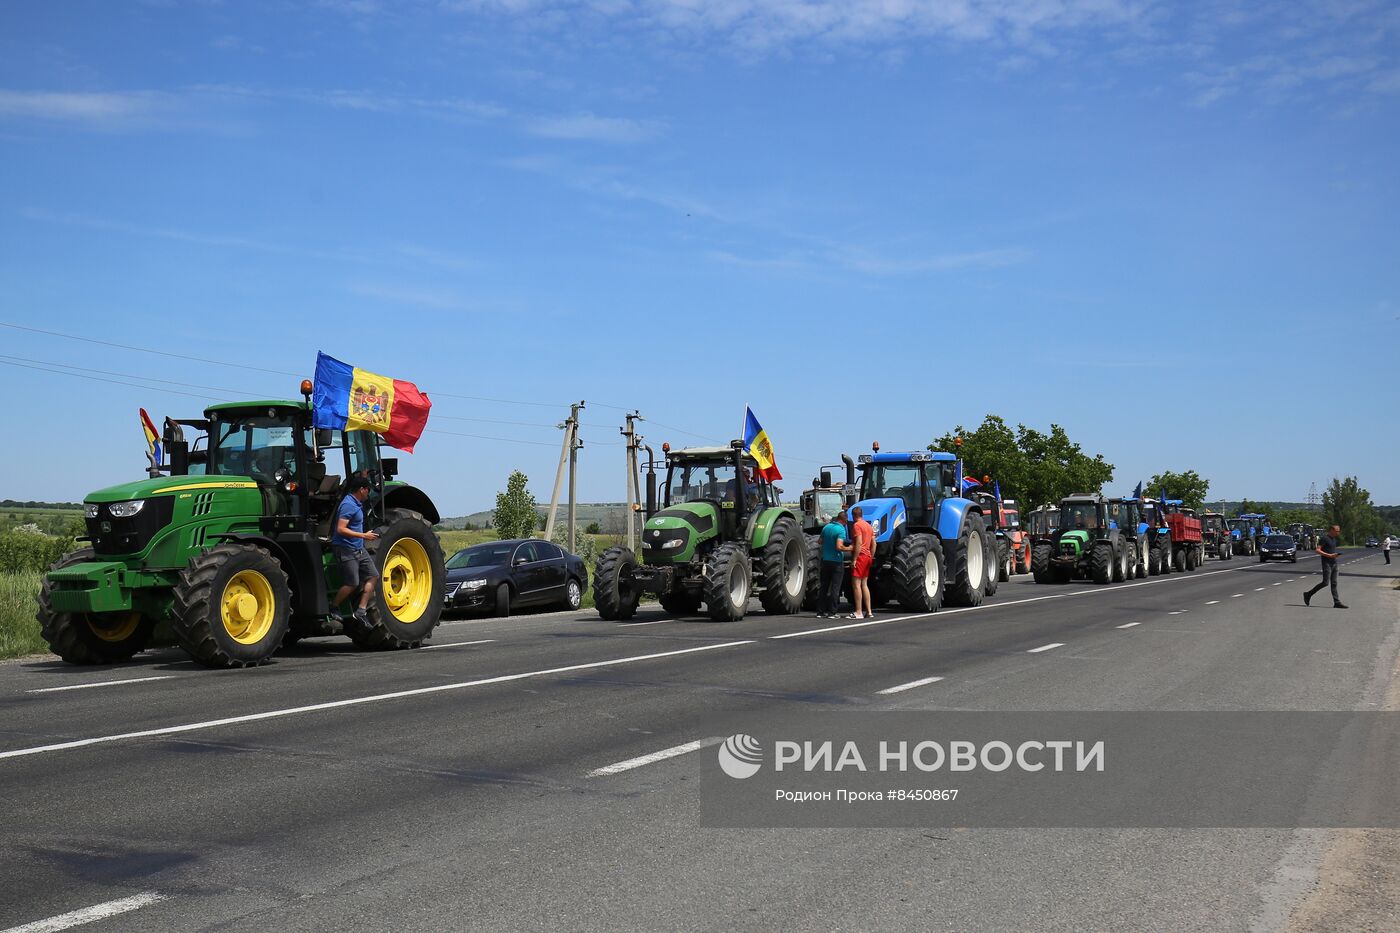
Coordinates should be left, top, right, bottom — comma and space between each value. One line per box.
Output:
1, 550, 1395, 931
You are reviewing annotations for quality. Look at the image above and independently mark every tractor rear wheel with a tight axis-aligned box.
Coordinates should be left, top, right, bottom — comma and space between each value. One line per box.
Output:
893, 533, 945, 612
1090, 542, 1114, 584
37, 547, 156, 664
1031, 543, 1056, 584
658, 589, 702, 616
944, 514, 988, 607
801, 534, 822, 611
172, 543, 291, 667
704, 542, 750, 622
984, 537, 1001, 597
594, 546, 641, 621
757, 516, 805, 615
1114, 541, 1130, 582
353, 509, 447, 649
1148, 545, 1162, 576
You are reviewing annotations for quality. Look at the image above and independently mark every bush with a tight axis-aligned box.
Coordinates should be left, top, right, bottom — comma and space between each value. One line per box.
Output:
0, 571, 46, 659
0, 529, 74, 574
552, 525, 597, 563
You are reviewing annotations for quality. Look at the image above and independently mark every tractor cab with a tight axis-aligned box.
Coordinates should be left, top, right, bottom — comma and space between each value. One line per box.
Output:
854, 449, 959, 540
1107, 498, 1142, 532
645, 444, 777, 563
1027, 504, 1058, 539
799, 456, 857, 534
1201, 512, 1229, 535
1060, 497, 1108, 535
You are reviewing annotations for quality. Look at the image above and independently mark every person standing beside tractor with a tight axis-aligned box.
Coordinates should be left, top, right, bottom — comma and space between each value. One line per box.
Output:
819, 512, 853, 619
1383, 534, 1392, 565
1303, 524, 1346, 609
332, 476, 381, 627
850, 506, 875, 619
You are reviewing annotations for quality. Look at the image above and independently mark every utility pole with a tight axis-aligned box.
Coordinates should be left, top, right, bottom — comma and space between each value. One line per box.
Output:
621, 411, 644, 551
545, 401, 584, 544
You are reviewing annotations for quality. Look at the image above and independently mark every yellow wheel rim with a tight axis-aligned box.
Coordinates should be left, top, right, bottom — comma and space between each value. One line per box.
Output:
382, 537, 432, 625
87, 612, 141, 643
220, 569, 276, 645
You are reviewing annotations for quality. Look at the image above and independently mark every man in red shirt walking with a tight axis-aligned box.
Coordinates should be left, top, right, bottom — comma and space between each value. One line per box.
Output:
850, 506, 876, 619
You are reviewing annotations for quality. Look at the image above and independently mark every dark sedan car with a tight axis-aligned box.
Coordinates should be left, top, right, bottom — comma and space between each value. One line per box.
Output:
1257, 534, 1297, 563
444, 539, 588, 616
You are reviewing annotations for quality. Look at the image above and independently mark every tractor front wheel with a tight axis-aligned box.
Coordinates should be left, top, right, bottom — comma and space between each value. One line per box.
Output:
1090, 542, 1115, 584
757, 516, 805, 615
801, 534, 822, 611
704, 543, 750, 622
1030, 543, 1056, 584
893, 533, 945, 612
354, 509, 447, 649
984, 537, 1001, 598
997, 540, 1011, 583
37, 548, 156, 664
172, 544, 291, 667
944, 514, 988, 607
594, 546, 641, 621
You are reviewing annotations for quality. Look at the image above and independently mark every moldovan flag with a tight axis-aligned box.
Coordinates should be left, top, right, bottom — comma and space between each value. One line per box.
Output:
312, 351, 432, 453
742, 407, 782, 482
139, 408, 162, 465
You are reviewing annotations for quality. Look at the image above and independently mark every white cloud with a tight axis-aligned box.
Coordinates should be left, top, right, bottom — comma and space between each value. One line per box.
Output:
524, 111, 661, 142
0, 89, 171, 127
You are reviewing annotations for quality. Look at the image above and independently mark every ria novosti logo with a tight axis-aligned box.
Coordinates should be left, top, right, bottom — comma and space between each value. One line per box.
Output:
717, 734, 763, 779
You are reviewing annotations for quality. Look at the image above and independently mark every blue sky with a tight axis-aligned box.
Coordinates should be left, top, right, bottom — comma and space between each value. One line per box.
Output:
1, 0, 1397, 515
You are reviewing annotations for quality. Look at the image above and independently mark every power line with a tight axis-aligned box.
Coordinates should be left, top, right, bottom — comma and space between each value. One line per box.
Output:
0, 357, 221, 400
0, 321, 302, 377
0, 353, 264, 398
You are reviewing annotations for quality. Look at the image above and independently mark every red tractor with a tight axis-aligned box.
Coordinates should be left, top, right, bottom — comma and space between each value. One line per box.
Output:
968, 485, 1031, 579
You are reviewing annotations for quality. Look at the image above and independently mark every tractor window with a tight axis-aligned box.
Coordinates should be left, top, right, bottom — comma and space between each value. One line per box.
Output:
815, 492, 843, 519
1002, 508, 1020, 528
862, 464, 923, 504
208, 413, 300, 483
667, 463, 738, 506
1061, 503, 1100, 530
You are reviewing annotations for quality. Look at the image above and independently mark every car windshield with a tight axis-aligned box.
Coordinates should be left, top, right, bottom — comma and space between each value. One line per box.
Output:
1263, 535, 1294, 548
208, 411, 300, 483
668, 461, 740, 505
446, 543, 515, 569
1061, 503, 1100, 530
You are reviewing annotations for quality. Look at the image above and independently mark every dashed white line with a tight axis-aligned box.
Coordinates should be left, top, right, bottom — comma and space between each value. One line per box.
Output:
1116, 622, 1141, 629
0, 640, 755, 761
419, 639, 495, 651
1231, 594, 1244, 598
1271, 582, 1283, 586
1205, 600, 1220, 605
2, 892, 168, 933
1254, 587, 1266, 592
877, 676, 945, 695
1028, 643, 1064, 653
1168, 611, 1188, 615
588, 737, 720, 776
25, 676, 172, 695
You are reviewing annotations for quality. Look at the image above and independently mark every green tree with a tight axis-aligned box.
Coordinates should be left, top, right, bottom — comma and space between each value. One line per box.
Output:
492, 471, 538, 540
1322, 476, 1382, 546
931, 416, 1114, 508
585, 521, 601, 535
1148, 470, 1210, 511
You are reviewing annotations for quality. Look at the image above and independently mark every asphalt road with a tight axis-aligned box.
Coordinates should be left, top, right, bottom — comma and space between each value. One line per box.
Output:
1, 548, 1396, 932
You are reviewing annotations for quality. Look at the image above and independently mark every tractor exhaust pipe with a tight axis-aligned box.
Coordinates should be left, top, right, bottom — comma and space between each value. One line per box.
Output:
643, 444, 657, 518
841, 454, 855, 486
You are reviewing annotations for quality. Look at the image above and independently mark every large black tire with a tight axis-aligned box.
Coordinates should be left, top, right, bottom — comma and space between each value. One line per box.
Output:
1148, 544, 1162, 576
1090, 541, 1114, 585
1174, 545, 1188, 573
1031, 543, 1056, 584
37, 547, 156, 664
594, 546, 641, 621
757, 516, 805, 615
801, 534, 822, 611
892, 533, 945, 612
704, 542, 750, 622
352, 509, 447, 649
658, 589, 702, 616
494, 583, 512, 618
997, 540, 1011, 583
171, 543, 291, 668
944, 514, 988, 607
984, 536, 1001, 598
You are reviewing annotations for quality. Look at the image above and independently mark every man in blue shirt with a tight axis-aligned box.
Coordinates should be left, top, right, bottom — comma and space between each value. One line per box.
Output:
331, 476, 380, 627
818, 512, 853, 619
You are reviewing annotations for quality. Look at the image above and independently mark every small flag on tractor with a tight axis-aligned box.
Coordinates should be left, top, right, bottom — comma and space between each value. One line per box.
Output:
139, 408, 162, 467
961, 476, 982, 491
993, 479, 1002, 501
742, 407, 782, 482
1131, 480, 1143, 500
311, 352, 432, 453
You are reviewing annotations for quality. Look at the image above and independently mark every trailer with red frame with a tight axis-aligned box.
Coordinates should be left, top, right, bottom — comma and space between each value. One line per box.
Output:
1162, 501, 1204, 571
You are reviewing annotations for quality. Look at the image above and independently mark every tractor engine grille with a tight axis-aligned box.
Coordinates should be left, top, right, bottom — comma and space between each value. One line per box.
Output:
86, 497, 175, 556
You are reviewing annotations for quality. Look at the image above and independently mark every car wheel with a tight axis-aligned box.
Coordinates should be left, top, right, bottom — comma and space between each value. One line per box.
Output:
494, 583, 511, 618
562, 578, 583, 611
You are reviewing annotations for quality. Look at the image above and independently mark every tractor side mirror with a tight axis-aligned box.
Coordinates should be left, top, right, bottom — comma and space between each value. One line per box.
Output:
315, 428, 334, 448
380, 457, 398, 480
820, 470, 833, 488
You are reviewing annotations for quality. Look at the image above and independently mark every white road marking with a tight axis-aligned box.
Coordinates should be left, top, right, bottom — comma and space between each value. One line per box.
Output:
770, 559, 1271, 640
2, 892, 168, 933
1232, 594, 1243, 598
1254, 587, 1266, 591
25, 676, 172, 695
419, 639, 495, 651
877, 676, 945, 695
588, 737, 721, 776
0, 640, 755, 762
1271, 582, 1283, 586
1205, 600, 1220, 605
1028, 643, 1064, 653
1115, 622, 1141, 629
1168, 611, 1187, 615
617, 619, 669, 626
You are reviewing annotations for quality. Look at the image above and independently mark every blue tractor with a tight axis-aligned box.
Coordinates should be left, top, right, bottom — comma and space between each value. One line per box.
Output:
845, 445, 993, 612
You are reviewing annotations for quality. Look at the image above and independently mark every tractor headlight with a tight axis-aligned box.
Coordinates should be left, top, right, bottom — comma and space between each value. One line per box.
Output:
107, 500, 146, 519
84, 503, 100, 519
661, 538, 684, 549
462, 579, 489, 590
869, 519, 880, 534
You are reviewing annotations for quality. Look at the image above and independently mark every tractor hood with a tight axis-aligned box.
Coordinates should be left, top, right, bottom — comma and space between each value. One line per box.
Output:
848, 498, 906, 544
86, 475, 259, 503
640, 502, 718, 563
1059, 529, 1090, 554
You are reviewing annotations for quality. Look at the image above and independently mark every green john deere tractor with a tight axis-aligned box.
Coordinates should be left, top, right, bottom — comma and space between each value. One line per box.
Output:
1030, 494, 1135, 585
38, 386, 446, 668
592, 442, 808, 622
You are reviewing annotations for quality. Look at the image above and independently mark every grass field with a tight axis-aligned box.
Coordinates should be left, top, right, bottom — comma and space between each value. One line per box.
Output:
0, 572, 46, 660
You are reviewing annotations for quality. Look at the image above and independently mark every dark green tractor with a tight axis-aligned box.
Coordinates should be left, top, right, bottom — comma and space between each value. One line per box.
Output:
1030, 494, 1135, 585
38, 386, 446, 668
592, 442, 808, 622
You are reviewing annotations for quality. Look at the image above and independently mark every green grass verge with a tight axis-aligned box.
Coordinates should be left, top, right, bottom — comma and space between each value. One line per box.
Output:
0, 571, 45, 660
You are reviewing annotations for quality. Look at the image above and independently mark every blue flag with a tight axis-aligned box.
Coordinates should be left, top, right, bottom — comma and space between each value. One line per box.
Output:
994, 480, 1002, 501
1131, 480, 1143, 499
961, 476, 982, 491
